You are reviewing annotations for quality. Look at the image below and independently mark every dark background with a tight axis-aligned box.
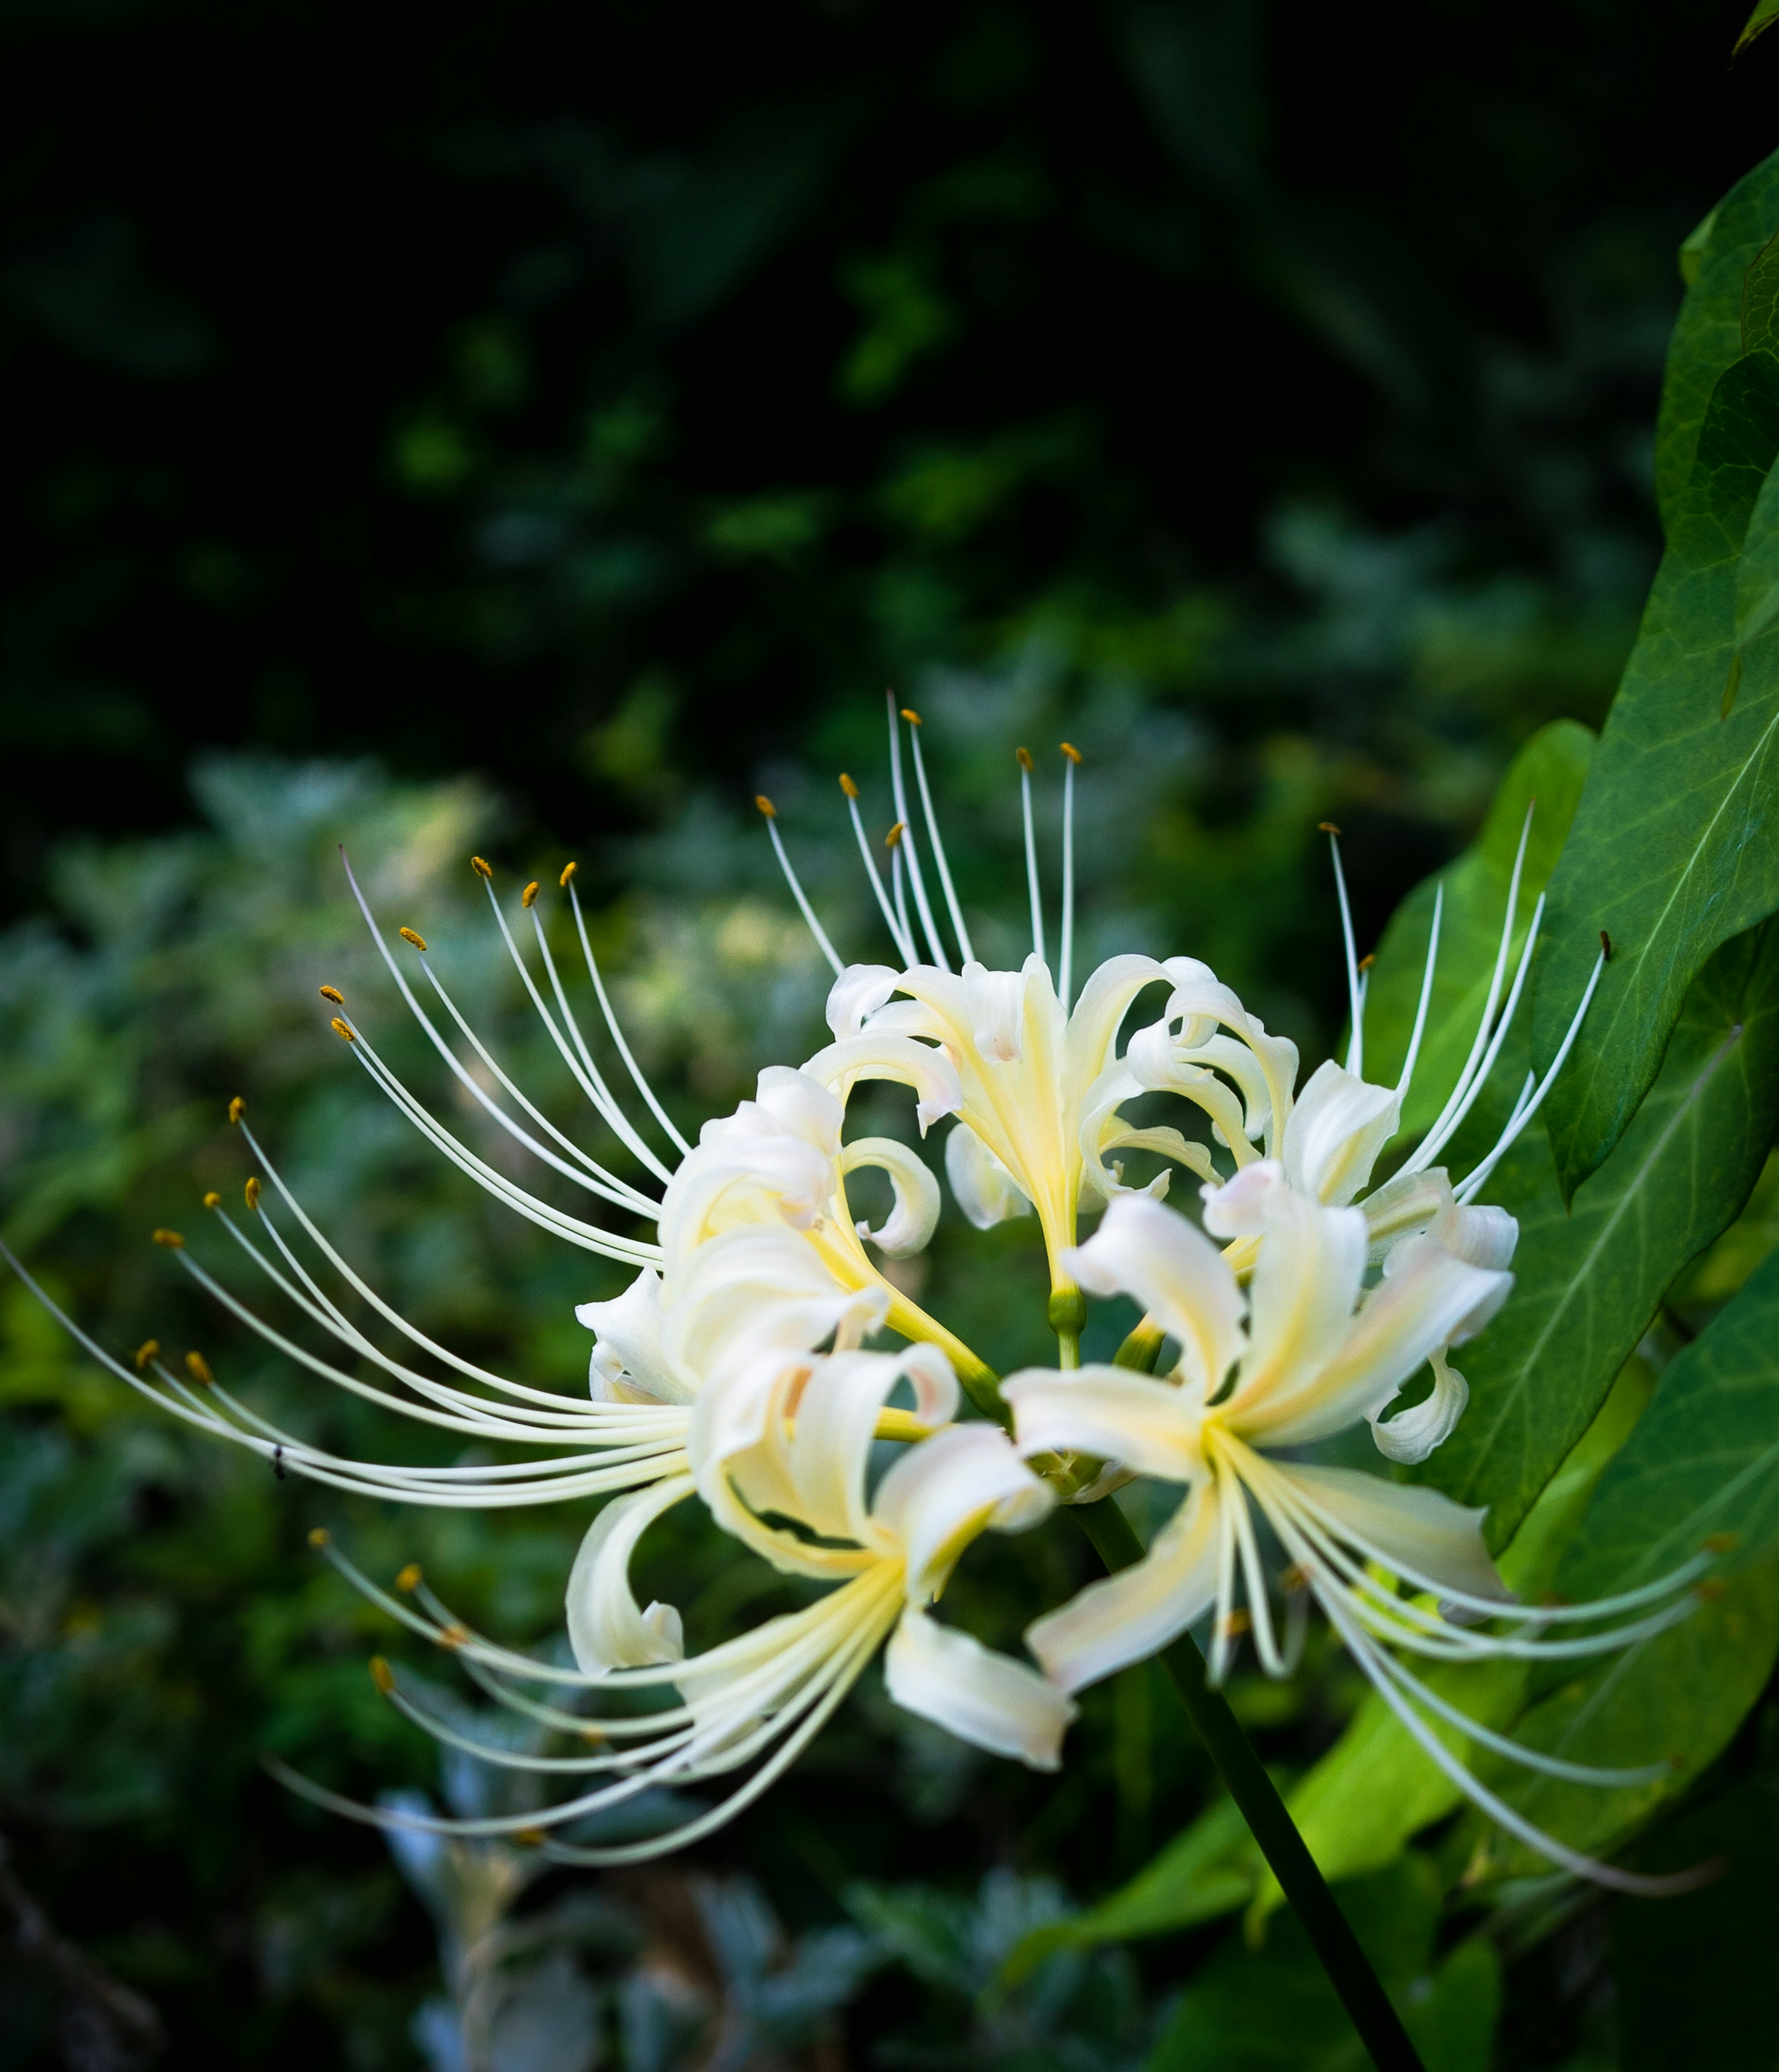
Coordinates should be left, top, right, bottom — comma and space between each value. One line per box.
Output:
5, 0, 1773, 919
4, 3, 1779, 2067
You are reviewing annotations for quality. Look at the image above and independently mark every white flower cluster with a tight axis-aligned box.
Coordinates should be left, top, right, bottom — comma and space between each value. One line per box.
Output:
10, 702, 1697, 1889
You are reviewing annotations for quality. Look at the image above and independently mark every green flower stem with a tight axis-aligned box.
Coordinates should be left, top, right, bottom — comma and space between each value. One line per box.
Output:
1072, 1500, 1426, 2072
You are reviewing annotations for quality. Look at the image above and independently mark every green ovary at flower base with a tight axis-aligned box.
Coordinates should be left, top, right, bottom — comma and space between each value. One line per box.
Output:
0, 698, 1697, 1896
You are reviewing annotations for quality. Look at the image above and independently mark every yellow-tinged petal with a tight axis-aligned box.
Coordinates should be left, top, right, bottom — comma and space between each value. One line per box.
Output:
1282, 1058, 1400, 1206
886, 1607, 1076, 1769
566, 1474, 694, 1674
1025, 1481, 1222, 1693
1003, 1364, 1205, 1481
1063, 1194, 1244, 1397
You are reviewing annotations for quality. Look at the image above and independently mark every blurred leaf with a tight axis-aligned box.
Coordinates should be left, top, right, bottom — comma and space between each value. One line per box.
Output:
1143, 1857, 1498, 2072
1429, 917, 1779, 1544
1734, 0, 1779, 58
1535, 351, 1779, 1196
1610, 1774, 1779, 2072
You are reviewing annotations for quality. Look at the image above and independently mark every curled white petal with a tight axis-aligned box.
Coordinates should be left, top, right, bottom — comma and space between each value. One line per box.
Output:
1282, 1058, 1400, 1206
885, 1607, 1076, 1770
1370, 1348, 1470, 1465
874, 1421, 1052, 1601
800, 1033, 964, 1136
1064, 1193, 1244, 1397
577, 1268, 693, 1405
826, 963, 902, 1039
944, 1123, 1032, 1229
842, 1137, 941, 1257
567, 1474, 694, 1674
1004, 1363, 1204, 1481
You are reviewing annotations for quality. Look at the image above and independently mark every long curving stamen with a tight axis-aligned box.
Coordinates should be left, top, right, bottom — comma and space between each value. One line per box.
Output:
841, 775, 915, 965
1407, 893, 1545, 1176
1207, 1471, 1243, 1684
889, 822, 914, 957
1453, 949, 1611, 1206
1323, 824, 1366, 1079
235, 1120, 661, 1412
1319, 1588, 1714, 1896
755, 796, 844, 976
475, 869, 677, 1187
523, 894, 679, 1185
334, 1014, 662, 1263
901, 708, 976, 965
1060, 743, 1080, 1011
1396, 881, 1445, 1099
1358, 1637, 1671, 1789
341, 850, 660, 1211
1405, 804, 1535, 1162
885, 694, 950, 970
217, 1200, 656, 1435
562, 869, 695, 1159
1016, 748, 1046, 967
405, 950, 661, 1213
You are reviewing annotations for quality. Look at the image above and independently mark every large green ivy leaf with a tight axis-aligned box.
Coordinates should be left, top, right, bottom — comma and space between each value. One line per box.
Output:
1431, 918, 1779, 1546
1561, 1243, 1779, 1599
1655, 147, 1779, 537
1532, 351, 1779, 1197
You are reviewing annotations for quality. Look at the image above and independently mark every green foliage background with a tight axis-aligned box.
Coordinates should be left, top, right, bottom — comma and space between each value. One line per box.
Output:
7, 4, 1779, 2069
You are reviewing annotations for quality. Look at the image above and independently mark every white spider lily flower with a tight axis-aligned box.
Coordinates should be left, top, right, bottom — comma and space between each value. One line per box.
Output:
277, 1343, 1071, 1867
1002, 1188, 1709, 1892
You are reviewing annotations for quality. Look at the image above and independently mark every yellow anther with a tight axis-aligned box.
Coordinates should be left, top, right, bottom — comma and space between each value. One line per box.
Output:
370, 1656, 394, 1695
886, 820, 906, 849
755, 794, 777, 818
395, 1562, 423, 1593
515, 1827, 547, 1848
839, 772, 859, 799
1697, 1579, 1728, 1602
1703, 1532, 1738, 1554
331, 1018, 354, 1043
319, 984, 344, 1004
152, 1228, 185, 1249
1357, 954, 1375, 974
133, 1339, 160, 1371
900, 706, 921, 725
1060, 741, 1081, 765
185, 1350, 215, 1387
559, 860, 578, 888
227, 1096, 246, 1124
398, 927, 427, 951
245, 1177, 261, 1210
436, 1622, 471, 1650
1016, 746, 1033, 772
202, 1191, 221, 1210
521, 880, 540, 908
1600, 929, 1613, 961
1221, 1608, 1252, 1637
470, 856, 492, 880
580, 1725, 607, 1746
308, 1527, 331, 1549
1318, 820, 1342, 836
1279, 1564, 1310, 1593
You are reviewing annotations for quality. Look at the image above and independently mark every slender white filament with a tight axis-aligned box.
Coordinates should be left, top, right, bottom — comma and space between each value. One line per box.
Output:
1328, 830, 1365, 1079
762, 812, 844, 976
844, 787, 915, 965
1396, 881, 1445, 1098
905, 718, 976, 965
1060, 750, 1077, 1013
886, 695, 950, 970
564, 878, 695, 1159
1019, 758, 1046, 967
